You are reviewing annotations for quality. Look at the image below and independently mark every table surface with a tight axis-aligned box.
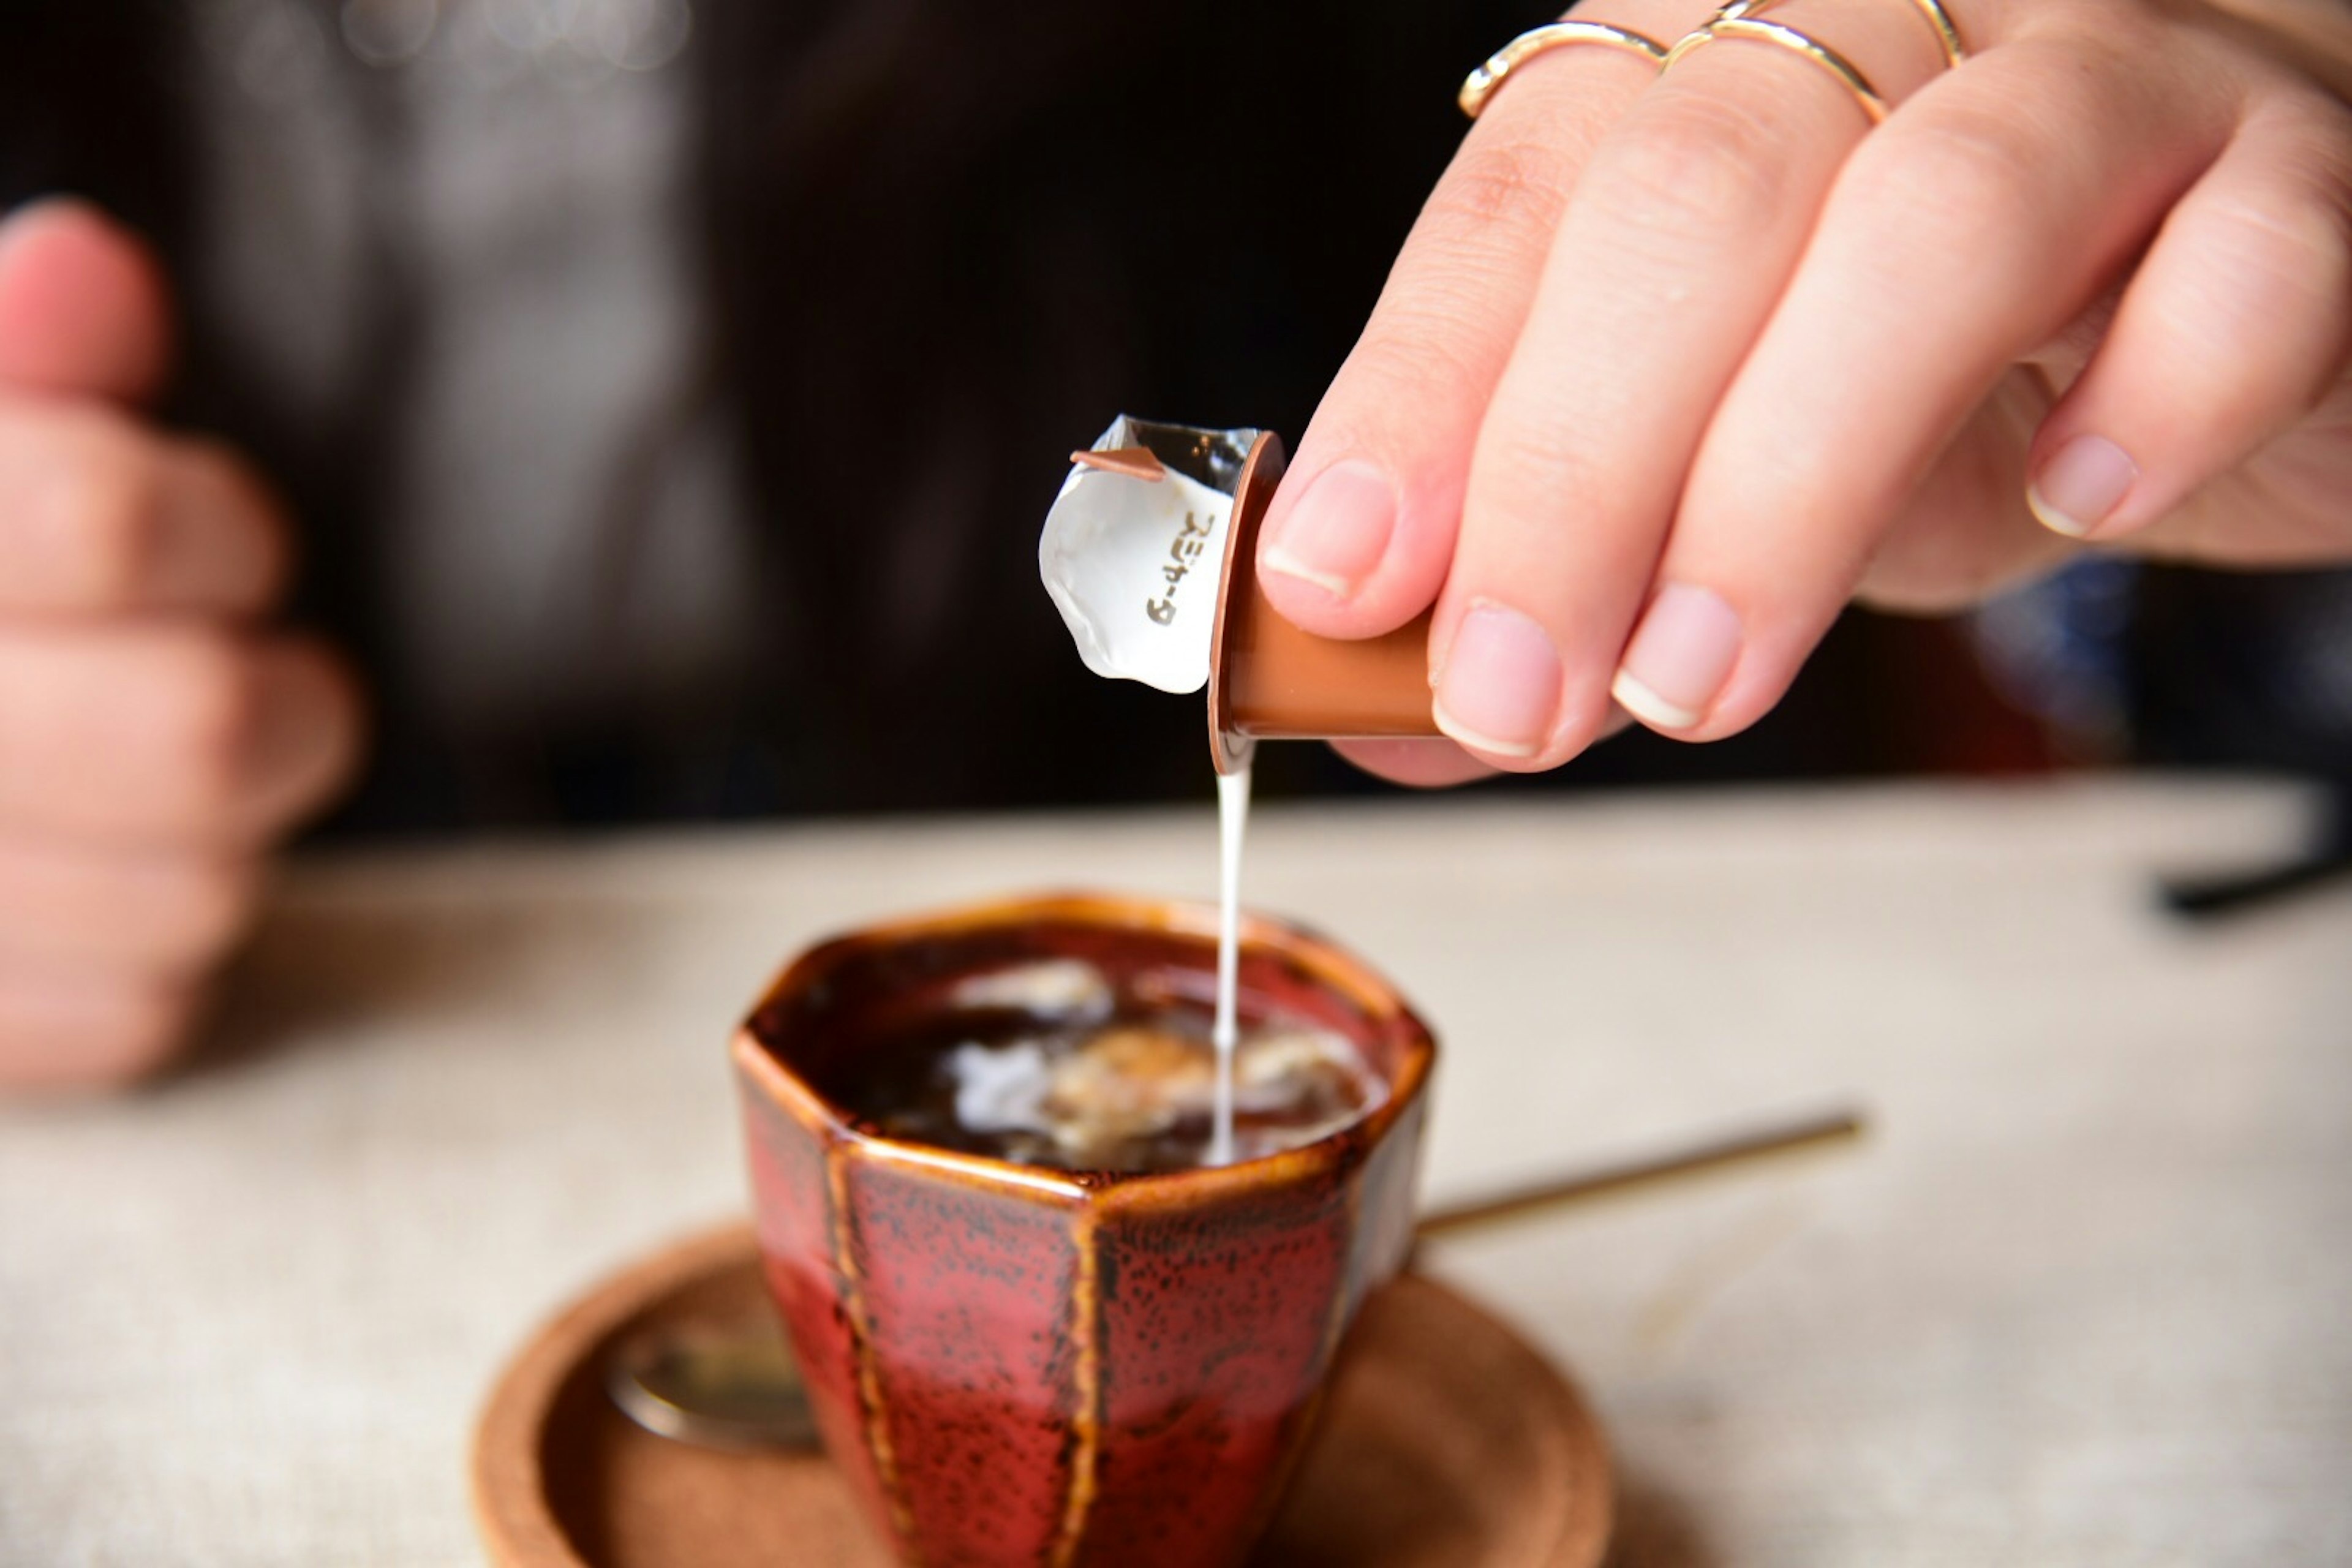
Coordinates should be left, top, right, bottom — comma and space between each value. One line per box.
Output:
4, 777, 2348, 1568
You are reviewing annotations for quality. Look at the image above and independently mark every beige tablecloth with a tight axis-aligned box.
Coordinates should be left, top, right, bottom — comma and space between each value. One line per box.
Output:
3, 778, 2348, 1566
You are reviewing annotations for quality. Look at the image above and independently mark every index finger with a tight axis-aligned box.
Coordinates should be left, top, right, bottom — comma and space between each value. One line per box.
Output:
0, 398, 288, 616
1255, 3, 1717, 641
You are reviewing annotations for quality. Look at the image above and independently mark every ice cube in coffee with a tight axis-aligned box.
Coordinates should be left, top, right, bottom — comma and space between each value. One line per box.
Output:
787, 946, 1387, 1172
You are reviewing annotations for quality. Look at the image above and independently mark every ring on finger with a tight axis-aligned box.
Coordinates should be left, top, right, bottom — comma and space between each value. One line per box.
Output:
1733, 0, 1968, 68
1458, 20, 1672, 119
1664, 13, 1890, 125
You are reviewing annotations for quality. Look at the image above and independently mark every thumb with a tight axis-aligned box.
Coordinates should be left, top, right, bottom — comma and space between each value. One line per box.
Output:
0, 198, 174, 404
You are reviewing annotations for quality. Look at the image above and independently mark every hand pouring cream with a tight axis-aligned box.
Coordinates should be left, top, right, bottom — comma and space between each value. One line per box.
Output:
1040, 417, 1441, 1162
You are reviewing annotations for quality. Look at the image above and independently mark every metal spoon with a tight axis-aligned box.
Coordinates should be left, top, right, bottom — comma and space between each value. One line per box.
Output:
607, 1314, 821, 1452
608, 1105, 1863, 1452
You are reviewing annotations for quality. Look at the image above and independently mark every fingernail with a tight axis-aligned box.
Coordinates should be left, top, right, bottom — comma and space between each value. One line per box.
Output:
0, 198, 120, 290
1612, 583, 1741, 731
1433, 601, 1561, 758
0, 197, 84, 258
2028, 435, 2137, 538
1261, 460, 1396, 598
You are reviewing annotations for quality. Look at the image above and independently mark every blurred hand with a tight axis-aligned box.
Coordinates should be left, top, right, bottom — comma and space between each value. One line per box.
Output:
0, 201, 362, 1090
1259, 0, 2352, 786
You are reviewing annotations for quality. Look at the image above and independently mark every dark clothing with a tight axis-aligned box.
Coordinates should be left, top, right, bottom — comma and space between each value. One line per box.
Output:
12, 2, 2343, 836
5, 0, 1555, 831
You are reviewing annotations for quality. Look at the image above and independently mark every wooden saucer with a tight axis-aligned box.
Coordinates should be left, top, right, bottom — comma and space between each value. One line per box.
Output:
473, 1224, 1611, 1568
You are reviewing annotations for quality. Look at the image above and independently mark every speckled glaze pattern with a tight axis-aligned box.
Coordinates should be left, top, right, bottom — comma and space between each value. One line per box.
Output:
732, 894, 1436, 1568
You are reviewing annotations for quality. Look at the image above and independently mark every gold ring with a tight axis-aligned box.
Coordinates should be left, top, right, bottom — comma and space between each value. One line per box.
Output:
1736, 0, 1967, 69
1664, 15, 1888, 124
1459, 21, 1670, 119
1662, 1, 1760, 71
1899, 0, 1967, 67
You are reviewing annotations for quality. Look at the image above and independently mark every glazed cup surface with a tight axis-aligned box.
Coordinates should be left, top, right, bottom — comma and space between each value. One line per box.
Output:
732, 892, 1434, 1568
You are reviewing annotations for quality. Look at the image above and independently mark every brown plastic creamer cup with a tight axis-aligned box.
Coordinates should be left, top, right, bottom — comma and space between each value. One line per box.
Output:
1207, 433, 1439, 774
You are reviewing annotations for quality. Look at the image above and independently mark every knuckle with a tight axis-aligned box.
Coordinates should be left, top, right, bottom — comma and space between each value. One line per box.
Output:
1842, 111, 2044, 256
2245, 99, 2352, 260
1347, 307, 1496, 415
1428, 135, 1575, 242
1473, 418, 1611, 523
177, 437, 292, 592
48, 415, 166, 603
1480, 420, 1581, 487
2138, 102, 2352, 399
152, 635, 262, 827
1594, 95, 1790, 248
2195, 193, 2350, 320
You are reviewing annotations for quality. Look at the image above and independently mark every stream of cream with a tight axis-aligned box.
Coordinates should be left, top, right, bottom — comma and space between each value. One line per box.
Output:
1209, 765, 1251, 1167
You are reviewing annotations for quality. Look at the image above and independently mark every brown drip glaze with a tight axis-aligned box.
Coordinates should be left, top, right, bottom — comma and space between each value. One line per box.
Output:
1207, 434, 1438, 774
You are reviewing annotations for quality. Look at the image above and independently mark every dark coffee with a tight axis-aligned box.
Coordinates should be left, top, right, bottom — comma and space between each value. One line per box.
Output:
818, 957, 1384, 1172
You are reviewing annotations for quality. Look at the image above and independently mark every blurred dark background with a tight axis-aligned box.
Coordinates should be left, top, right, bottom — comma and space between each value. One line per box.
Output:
4, 0, 2348, 836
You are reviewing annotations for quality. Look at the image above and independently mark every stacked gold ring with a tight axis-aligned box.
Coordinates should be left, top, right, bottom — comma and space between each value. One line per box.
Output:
1724, 0, 1967, 69
1460, 1, 1967, 124
1665, 12, 1890, 124
1895, 0, 1968, 69
1458, 20, 1670, 119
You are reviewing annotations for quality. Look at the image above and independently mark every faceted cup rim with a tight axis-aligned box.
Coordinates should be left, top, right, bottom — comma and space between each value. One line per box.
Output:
729, 889, 1437, 1213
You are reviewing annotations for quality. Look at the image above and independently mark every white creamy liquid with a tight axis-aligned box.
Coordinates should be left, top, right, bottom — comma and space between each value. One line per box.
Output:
1210, 765, 1252, 1166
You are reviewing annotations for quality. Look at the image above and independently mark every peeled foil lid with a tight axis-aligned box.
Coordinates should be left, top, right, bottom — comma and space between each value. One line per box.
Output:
1039, 417, 1262, 695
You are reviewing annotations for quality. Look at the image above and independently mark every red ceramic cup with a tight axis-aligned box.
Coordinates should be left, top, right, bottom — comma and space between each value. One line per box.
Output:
731, 892, 1435, 1568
